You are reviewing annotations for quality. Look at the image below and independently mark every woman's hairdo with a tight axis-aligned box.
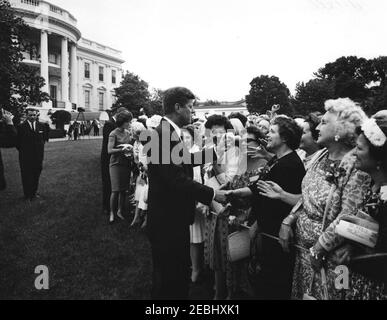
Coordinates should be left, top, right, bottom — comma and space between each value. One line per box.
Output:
357, 114, 387, 170
204, 114, 234, 131
271, 116, 302, 150
324, 98, 366, 148
115, 110, 133, 127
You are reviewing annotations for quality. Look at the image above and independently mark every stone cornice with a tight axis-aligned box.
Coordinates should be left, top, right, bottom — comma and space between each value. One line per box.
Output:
77, 46, 125, 64
13, 8, 81, 41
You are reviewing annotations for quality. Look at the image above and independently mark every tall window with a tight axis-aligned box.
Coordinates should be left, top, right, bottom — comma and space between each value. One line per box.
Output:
50, 85, 57, 108
85, 90, 90, 108
99, 66, 104, 82
48, 53, 57, 64
112, 70, 116, 84
99, 92, 104, 110
84, 63, 90, 78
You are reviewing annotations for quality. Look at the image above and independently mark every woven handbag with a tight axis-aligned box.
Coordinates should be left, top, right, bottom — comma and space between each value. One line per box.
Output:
227, 229, 251, 262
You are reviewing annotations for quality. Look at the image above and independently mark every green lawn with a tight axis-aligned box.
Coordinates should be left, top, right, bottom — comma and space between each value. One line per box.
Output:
0, 139, 152, 299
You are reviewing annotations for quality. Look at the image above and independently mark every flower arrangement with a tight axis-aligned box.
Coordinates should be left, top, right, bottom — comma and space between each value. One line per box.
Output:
325, 162, 347, 186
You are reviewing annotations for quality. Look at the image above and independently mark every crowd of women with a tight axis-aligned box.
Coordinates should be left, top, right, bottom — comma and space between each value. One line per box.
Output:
105, 97, 387, 300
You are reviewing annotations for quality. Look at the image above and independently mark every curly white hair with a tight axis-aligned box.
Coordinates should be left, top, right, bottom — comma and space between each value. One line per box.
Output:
324, 98, 366, 147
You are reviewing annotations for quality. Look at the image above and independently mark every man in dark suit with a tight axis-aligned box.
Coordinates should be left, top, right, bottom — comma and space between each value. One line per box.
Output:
100, 106, 128, 214
146, 87, 227, 299
16, 108, 48, 201
0, 109, 17, 191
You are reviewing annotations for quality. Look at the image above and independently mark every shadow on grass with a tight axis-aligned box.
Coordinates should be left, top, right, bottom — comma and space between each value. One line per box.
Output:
0, 140, 152, 299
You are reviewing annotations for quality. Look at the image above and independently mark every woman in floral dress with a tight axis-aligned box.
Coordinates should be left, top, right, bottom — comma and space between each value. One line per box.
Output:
276, 99, 369, 300
203, 115, 246, 299
225, 126, 268, 298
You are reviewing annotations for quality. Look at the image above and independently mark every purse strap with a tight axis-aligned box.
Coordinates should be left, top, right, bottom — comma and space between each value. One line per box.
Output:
307, 268, 329, 300
320, 267, 329, 300
307, 184, 336, 300
321, 184, 336, 232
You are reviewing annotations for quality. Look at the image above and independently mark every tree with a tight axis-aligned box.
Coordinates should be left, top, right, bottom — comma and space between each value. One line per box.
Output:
314, 56, 376, 101
143, 88, 164, 117
203, 100, 220, 106
113, 71, 150, 118
313, 55, 387, 114
367, 56, 387, 113
0, 0, 49, 120
292, 79, 335, 115
245, 75, 292, 115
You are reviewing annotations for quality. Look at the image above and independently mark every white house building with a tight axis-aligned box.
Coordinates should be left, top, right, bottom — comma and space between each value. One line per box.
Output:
10, 0, 125, 119
194, 100, 247, 120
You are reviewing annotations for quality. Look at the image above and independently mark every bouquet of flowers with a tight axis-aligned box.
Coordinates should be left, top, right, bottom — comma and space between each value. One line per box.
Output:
325, 162, 346, 186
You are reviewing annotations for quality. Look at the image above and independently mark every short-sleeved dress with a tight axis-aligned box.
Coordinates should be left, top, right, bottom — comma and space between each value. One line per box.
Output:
109, 128, 132, 192
291, 149, 371, 300
248, 151, 306, 299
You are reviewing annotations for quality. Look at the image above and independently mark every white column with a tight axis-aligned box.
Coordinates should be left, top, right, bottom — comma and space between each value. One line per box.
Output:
93, 61, 99, 111
106, 66, 111, 110
78, 57, 83, 110
40, 30, 49, 95
61, 37, 69, 106
70, 43, 78, 107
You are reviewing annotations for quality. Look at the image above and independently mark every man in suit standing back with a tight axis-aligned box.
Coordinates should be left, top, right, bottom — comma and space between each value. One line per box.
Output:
146, 87, 227, 299
101, 106, 128, 215
0, 109, 17, 191
16, 108, 48, 201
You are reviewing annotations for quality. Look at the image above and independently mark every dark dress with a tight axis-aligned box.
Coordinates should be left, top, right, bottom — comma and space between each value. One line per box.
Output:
108, 128, 132, 192
248, 151, 305, 299
345, 187, 387, 300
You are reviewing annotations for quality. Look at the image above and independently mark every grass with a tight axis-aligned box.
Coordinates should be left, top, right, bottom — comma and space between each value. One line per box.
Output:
0, 139, 153, 299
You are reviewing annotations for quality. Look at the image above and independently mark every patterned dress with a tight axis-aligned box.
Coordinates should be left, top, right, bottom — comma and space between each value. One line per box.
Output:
344, 187, 387, 300
291, 149, 371, 300
204, 167, 264, 293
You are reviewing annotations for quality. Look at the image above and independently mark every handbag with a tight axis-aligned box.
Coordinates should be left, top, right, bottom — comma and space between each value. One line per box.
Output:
247, 224, 263, 286
227, 229, 250, 262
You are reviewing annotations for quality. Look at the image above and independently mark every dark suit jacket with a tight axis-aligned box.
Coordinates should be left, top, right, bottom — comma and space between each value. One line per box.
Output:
16, 121, 46, 168
0, 122, 17, 190
101, 118, 117, 164
146, 119, 215, 249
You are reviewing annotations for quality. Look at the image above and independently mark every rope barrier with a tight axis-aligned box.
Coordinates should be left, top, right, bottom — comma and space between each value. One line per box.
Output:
260, 232, 309, 253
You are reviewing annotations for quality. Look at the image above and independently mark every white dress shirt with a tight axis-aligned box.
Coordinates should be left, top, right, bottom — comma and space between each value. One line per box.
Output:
28, 120, 36, 131
163, 116, 181, 139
